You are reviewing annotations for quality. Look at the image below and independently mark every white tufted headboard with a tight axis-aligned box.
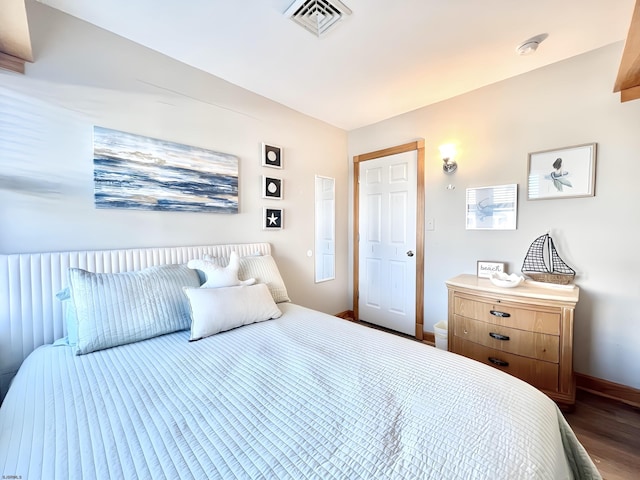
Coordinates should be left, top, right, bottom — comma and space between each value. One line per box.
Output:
0, 242, 272, 402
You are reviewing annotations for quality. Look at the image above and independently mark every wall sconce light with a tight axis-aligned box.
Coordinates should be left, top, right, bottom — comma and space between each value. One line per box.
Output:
439, 144, 457, 174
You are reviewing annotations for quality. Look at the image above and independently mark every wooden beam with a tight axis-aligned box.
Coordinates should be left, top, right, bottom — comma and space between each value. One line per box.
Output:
0, 51, 25, 74
621, 84, 640, 102
614, 0, 640, 96
0, 0, 33, 58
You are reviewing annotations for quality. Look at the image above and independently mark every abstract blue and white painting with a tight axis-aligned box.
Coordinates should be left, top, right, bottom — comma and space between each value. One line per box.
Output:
93, 126, 238, 213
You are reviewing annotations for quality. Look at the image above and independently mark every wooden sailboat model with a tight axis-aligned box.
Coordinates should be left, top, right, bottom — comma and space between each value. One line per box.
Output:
521, 233, 575, 285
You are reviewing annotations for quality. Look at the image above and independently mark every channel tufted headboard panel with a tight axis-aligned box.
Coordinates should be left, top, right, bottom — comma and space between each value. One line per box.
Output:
0, 242, 271, 402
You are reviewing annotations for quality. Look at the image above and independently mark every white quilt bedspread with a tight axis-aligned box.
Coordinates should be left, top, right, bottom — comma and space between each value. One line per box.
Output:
0, 303, 600, 479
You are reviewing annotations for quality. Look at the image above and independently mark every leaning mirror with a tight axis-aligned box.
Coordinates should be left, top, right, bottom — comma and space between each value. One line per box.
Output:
314, 175, 335, 282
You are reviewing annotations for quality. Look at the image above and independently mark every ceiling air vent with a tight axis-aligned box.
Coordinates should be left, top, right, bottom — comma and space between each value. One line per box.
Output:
285, 0, 352, 37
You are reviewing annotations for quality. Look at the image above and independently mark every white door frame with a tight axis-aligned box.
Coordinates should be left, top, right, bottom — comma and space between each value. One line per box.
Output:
353, 140, 425, 339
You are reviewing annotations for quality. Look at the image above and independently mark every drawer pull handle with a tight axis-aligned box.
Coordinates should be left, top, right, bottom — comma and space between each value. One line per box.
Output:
490, 310, 511, 318
488, 357, 509, 367
489, 332, 510, 341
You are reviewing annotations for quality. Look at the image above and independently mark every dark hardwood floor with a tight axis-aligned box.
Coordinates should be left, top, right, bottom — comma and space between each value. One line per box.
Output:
563, 390, 640, 480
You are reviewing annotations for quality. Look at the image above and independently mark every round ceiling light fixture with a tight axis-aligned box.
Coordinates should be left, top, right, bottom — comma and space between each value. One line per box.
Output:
516, 33, 548, 55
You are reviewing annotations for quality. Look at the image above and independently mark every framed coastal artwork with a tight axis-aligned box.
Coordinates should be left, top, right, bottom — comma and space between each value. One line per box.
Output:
263, 207, 283, 230
527, 143, 597, 200
262, 143, 283, 169
262, 176, 283, 200
465, 184, 518, 230
93, 126, 238, 213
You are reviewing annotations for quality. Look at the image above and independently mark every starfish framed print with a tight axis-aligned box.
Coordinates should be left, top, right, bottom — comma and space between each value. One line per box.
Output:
262, 143, 283, 169
263, 207, 283, 230
262, 176, 283, 199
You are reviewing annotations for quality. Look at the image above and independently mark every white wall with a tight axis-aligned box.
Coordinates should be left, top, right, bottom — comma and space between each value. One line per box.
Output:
3, 3, 637, 390
348, 43, 640, 389
0, 1, 349, 315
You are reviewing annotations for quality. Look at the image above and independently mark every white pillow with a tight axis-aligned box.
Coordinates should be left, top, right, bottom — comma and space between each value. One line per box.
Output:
184, 283, 282, 341
188, 251, 255, 288
202, 253, 290, 303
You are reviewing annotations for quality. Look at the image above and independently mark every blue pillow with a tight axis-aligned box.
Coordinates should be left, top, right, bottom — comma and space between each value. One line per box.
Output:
67, 263, 200, 355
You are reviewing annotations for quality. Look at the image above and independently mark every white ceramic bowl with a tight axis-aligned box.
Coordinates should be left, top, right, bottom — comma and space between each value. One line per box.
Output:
489, 272, 525, 288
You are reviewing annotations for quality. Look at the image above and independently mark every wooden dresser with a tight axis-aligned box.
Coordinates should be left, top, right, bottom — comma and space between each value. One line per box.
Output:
446, 274, 579, 409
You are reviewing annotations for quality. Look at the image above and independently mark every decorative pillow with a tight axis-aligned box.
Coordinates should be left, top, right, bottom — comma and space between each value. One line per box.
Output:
188, 251, 255, 288
237, 255, 290, 303
67, 263, 201, 355
55, 287, 78, 345
184, 283, 282, 341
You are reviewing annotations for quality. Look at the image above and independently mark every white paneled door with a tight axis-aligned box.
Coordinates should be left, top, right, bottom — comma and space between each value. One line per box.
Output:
358, 150, 417, 335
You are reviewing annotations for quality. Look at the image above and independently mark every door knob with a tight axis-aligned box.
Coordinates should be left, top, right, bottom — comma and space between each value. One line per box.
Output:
406, 250, 414, 257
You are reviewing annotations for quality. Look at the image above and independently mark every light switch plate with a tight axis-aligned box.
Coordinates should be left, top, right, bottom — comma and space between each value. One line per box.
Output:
426, 218, 435, 231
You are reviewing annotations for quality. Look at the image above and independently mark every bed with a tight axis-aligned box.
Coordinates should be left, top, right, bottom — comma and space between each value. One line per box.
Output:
0, 243, 601, 479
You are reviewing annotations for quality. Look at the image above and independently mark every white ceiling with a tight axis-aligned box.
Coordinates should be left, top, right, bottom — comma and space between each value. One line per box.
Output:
37, 0, 635, 131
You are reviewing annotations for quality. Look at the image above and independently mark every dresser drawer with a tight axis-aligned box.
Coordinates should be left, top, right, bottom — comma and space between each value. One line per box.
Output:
453, 315, 559, 363
453, 295, 560, 335
452, 336, 559, 392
